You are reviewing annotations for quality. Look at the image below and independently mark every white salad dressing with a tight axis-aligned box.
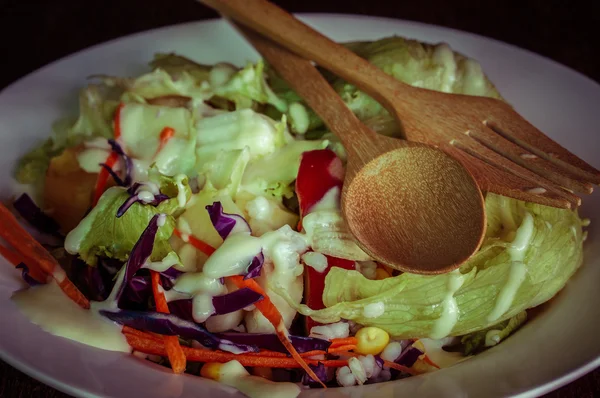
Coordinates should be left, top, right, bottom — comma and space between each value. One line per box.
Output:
362, 301, 385, 319
171, 272, 226, 296
429, 270, 466, 339
137, 190, 155, 203
308, 186, 340, 213
301, 251, 328, 273
77, 148, 113, 173
202, 233, 262, 279
192, 293, 215, 323
144, 252, 180, 273
175, 174, 188, 208
433, 44, 457, 93
213, 360, 300, 398
488, 212, 535, 322
288, 102, 309, 134
11, 281, 129, 352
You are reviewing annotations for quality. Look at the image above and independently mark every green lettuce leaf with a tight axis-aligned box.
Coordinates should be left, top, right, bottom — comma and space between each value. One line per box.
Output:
240, 139, 329, 199
195, 109, 290, 168
64, 173, 191, 266
214, 60, 287, 113
273, 193, 584, 338
268, 37, 503, 136
15, 84, 120, 185
459, 311, 528, 355
150, 53, 212, 83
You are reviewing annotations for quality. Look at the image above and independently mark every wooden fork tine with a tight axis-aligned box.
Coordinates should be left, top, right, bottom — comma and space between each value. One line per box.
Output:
467, 124, 594, 194
484, 103, 600, 185
440, 143, 576, 209
442, 139, 581, 208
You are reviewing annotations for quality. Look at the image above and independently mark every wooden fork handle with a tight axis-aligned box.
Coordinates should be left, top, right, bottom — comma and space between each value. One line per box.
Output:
232, 24, 383, 161
199, 0, 411, 113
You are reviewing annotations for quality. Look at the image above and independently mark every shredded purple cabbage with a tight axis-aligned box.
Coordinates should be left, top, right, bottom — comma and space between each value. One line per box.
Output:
116, 185, 170, 218
12, 193, 62, 237
205, 202, 264, 278
243, 251, 264, 280
108, 139, 133, 187
15, 263, 40, 286
99, 163, 125, 187
205, 202, 251, 239
71, 257, 121, 302
99, 309, 258, 353
302, 362, 328, 387
118, 268, 182, 310
168, 287, 264, 321
159, 267, 184, 288
396, 345, 423, 367
215, 332, 331, 354
115, 214, 160, 302
212, 287, 264, 313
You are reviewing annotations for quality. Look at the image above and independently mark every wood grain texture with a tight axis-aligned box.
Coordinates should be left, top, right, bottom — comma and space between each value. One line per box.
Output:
201, 0, 600, 209
0, 0, 598, 396
236, 25, 485, 273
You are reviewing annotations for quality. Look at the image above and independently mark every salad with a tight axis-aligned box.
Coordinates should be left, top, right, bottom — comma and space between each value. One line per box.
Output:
0, 36, 588, 397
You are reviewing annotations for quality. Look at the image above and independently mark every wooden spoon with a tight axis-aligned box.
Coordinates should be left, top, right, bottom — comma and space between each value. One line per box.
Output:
231, 24, 486, 274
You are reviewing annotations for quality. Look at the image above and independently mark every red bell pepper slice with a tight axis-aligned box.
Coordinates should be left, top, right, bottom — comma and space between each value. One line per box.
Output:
296, 149, 355, 332
296, 149, 344, 217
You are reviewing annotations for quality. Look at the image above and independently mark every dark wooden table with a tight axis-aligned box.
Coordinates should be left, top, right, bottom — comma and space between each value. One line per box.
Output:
0, 0, 598, 396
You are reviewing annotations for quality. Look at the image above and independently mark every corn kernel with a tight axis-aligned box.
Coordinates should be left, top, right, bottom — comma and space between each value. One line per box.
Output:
200, 362, 223, 380
354, 327, 390, 355
375, 268, 391, 280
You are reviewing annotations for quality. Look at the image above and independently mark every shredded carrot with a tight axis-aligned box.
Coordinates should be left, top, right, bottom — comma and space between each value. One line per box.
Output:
151, 271, 186, 374
173, 229, 216, 256
329, 337, 358, 347
92, 102, 126, 207
228, 275, 326, 388
0, 243, 47, 283
327, 344, 357, 354
92, 151, 119, 207
240, 343, 357, 359
124, 331, 349, 369
155, 127, 175, 156
0, 203, 89, 308
113, 102, 125, 139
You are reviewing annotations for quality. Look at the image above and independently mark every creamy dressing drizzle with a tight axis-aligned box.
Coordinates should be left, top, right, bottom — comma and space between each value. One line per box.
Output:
11, 281, 129, 352
216, 360, 300, 398
433, 44, 457, 93
175, 174, 188, 208
487, 212, 535, 322
77, 148, 112, 173
288, 102, 309, 134
192, 293, 215, 323
309, 186, 341, 213
429, 270, 465, 339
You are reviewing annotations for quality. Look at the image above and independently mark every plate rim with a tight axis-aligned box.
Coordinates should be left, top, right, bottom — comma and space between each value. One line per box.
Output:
1, 13, 599, 398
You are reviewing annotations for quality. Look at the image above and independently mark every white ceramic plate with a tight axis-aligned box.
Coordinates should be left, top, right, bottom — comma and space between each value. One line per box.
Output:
0, 14, 599, 398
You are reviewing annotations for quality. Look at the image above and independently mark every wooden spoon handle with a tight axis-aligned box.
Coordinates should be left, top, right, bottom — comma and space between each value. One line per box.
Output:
199, 0, 412, 115
232, 24, 376, 159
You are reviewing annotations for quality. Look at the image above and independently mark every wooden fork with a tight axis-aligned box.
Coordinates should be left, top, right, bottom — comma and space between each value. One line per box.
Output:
200, 0, 600, 209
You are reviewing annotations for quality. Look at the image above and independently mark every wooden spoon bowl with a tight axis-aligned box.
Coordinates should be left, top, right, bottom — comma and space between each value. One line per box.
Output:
225, 24, 487, 274
343, 139, 486, 273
